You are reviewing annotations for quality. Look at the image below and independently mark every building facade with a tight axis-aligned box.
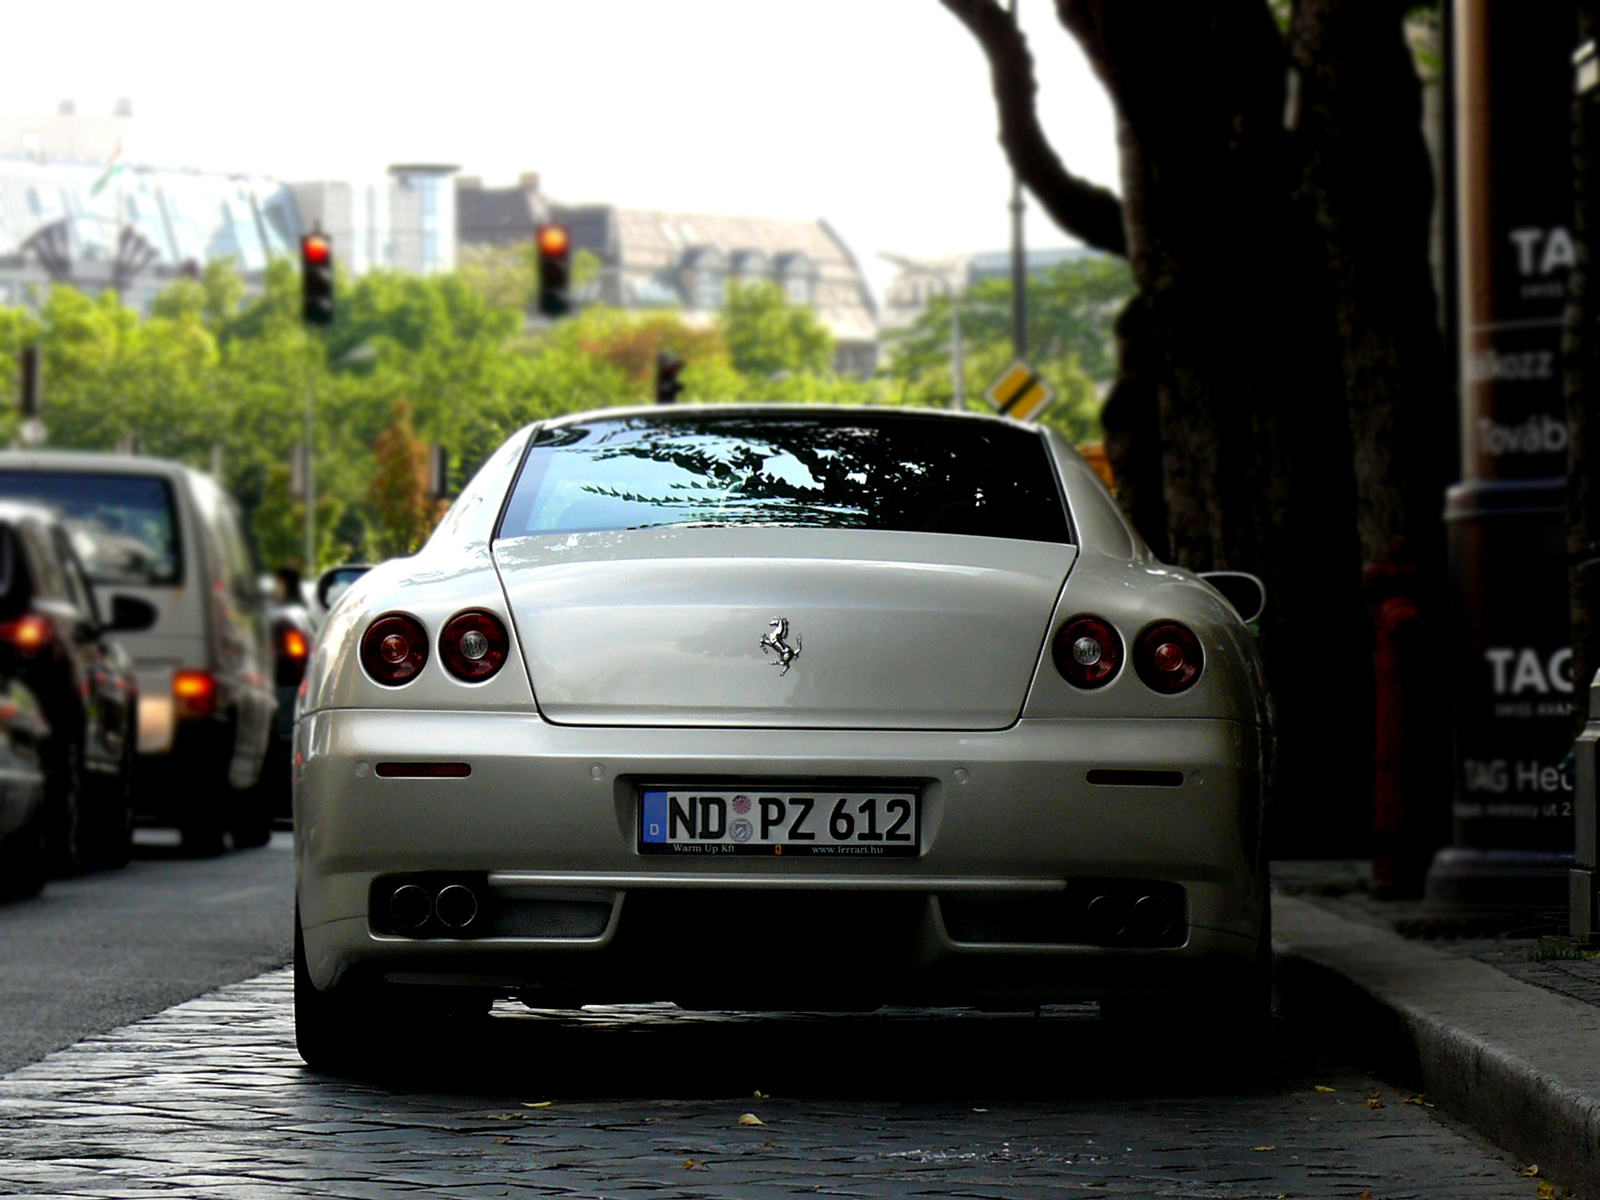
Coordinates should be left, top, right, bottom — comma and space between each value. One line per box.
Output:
454, 176, 881, 377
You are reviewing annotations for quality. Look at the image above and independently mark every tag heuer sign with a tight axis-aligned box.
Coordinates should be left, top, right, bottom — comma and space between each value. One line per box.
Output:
983, 360, 1055, 423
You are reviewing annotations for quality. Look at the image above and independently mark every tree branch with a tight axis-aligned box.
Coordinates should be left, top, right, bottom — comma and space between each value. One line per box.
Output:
939, 0, 1128, 256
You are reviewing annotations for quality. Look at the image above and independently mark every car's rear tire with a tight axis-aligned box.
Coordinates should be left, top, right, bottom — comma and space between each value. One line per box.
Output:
44, 742, 85, 876
294, 904, 366, 1072
229, 784, 272, 849
0, 807, 47, 900
85, 767, 134, 869
1101, 895, 1272, 1067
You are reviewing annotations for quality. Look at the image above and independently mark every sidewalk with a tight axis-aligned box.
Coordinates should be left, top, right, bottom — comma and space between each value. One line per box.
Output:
1272, 862, 1600, 1198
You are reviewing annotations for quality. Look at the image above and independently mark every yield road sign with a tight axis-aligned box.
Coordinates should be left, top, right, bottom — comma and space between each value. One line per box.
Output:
983, 360, 1055, 422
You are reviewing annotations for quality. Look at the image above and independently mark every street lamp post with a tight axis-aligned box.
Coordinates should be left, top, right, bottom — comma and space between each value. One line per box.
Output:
1009, 0, 1027, 361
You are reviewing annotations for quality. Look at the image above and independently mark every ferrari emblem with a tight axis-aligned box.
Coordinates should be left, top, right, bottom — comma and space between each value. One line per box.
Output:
759, 617, 802, 675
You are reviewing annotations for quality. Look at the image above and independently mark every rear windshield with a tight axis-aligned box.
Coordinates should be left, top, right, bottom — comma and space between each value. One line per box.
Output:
0, 472, 182, 585
497, 412, 1071, 544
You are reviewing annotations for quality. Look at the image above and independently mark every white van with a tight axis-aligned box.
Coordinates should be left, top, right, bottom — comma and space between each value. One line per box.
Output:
0, 452, 276, 852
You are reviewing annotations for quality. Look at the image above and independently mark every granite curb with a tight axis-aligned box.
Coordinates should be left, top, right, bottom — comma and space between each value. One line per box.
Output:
1274, 893, 1600, 1196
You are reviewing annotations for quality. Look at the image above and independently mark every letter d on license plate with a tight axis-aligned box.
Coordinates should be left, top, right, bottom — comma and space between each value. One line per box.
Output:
639, 788, 919, 857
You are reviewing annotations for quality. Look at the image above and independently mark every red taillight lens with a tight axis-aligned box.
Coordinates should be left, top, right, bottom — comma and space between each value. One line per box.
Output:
1052, 615, 1123, 689
0, 614, 52, 650
438, 609, 509, 681
360, 614, 428, 686
173, 669, 216, 718
1134, 621, 1204, 694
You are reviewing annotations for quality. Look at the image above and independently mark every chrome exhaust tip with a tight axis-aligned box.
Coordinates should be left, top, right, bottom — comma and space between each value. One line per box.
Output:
434, 884, 479, 929
1084, 893, 1129, 942
389, 884, 432, 930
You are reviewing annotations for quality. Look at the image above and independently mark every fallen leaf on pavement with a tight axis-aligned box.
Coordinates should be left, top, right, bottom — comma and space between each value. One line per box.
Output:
1403, 1096, 1428, 1106
753, 1090, 769, 1100
491, 1136, 509, 1145
522, 1101, 552, 1109
1315, 1085, 1337, 1093
486, 1113, 519, 1121
683, 1158, 703, 1170
1252, 1145, 1276, 1152
1536, 1182, 1556, 1200
1367, 1099, 1385, 1110
1522, 1166, 1541, 1177
739, 1113, 766, 1126
1357, 1191, 1373, 1198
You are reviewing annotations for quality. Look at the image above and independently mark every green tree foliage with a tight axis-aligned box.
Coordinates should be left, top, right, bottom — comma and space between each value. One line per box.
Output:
0, 254, 1089, 573
882, 254, 1134, 445
368, 399, 439, 559
722, 281, 834, 379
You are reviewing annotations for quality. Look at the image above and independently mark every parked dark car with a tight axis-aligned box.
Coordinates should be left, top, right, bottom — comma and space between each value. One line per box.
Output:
0, 680, 50, 899
0, 502, 148, 872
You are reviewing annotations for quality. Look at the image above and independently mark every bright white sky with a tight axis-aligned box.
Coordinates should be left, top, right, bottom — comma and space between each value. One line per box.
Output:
0, 0, 1120, 300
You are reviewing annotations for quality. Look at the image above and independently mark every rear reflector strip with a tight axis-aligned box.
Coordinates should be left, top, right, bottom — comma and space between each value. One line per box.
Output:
375, 762, 472, 778
1086, 769, 1183, 787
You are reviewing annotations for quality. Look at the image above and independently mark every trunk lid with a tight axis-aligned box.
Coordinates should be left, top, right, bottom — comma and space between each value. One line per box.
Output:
493, 527, 1075, 729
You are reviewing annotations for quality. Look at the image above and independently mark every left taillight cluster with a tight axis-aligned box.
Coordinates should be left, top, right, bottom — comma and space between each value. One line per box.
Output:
359, 610, 509, 687
1051, 614, 1204, 695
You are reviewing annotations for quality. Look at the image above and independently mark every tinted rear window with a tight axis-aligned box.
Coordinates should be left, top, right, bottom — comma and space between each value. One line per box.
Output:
0, 472, 182, 585
497, 413, 1071, 544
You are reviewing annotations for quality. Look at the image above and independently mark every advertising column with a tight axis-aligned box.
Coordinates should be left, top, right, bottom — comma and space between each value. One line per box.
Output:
1433, 0, 1576, 908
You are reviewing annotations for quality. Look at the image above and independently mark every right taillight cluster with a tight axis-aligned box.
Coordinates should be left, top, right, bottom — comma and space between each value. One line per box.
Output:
360, 610, 510, 687
1052, 615, 1203, 694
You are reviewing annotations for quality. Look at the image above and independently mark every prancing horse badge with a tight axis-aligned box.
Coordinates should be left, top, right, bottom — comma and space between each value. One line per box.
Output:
759, 617, 802, 676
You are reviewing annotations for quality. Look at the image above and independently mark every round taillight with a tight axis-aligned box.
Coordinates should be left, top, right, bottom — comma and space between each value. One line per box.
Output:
360, 614, 428, 686
1135, 621, 1204, 694
1052, 615, 1123, 689
439, 609, 509, 681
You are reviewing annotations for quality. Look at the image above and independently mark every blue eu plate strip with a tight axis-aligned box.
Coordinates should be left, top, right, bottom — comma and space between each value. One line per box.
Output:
641, 790, 668, 843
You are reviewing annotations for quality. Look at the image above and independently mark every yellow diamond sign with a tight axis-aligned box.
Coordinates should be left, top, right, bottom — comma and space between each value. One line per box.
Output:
983, 359, 1055, 423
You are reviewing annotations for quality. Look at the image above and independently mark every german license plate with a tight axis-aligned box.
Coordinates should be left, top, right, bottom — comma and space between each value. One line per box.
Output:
639, 788, 919, 857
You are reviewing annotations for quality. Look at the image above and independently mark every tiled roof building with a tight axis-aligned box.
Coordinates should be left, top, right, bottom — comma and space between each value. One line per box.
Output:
456, 177, 879, 377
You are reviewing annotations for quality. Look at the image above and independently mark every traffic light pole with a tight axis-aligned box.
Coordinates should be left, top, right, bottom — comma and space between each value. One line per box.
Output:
304, 334, 317, 575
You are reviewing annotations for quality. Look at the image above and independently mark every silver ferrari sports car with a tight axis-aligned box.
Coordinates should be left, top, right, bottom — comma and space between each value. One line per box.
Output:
293, 405, 1272, 1067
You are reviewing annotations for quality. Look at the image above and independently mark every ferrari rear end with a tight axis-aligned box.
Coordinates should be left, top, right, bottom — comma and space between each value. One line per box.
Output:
293, 407, 1271, 1063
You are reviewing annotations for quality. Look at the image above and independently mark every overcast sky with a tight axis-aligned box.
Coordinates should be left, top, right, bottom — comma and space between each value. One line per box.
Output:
0, 0, 1120, 298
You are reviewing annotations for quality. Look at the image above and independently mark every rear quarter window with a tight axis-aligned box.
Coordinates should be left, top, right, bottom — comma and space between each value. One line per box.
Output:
497, 413, 1073, 544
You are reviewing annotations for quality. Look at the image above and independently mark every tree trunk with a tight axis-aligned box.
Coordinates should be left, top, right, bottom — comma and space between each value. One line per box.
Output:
1059, 0, 1371, 855
1288, 1, 1454, 890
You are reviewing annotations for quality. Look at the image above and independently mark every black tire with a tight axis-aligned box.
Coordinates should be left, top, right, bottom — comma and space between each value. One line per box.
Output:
85, 766, 134, 869
44, 742, 85, 876
294, 904, 369, 1072
1101, 895, 1273, 1066
229, 783, 272, 849
0, 807, 47, 900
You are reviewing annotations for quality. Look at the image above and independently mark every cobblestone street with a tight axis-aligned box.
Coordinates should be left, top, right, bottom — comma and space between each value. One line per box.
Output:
0, 969, 1543, 1199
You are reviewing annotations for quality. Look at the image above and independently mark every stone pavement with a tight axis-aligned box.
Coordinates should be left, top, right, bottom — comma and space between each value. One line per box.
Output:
0, 969, 1545, 1199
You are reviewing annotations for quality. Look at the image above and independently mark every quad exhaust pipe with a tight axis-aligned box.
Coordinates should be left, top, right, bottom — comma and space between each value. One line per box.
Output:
1083, 890, 1175, 946
387, 882, 479, 932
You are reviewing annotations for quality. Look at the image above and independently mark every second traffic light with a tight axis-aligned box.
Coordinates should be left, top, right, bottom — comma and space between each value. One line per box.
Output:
536, 224, 571, 318
301, 232, 334, 326
655, 351, 684, 404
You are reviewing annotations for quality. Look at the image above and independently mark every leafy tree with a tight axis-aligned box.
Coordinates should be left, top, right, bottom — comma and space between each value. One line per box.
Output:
367, 400, 438, 559
884, 255, 1133, 445
722, 282, 834, 379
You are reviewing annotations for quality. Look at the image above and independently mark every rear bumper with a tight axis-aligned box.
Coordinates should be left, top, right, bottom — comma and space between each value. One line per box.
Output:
295, 708, 1267, 1004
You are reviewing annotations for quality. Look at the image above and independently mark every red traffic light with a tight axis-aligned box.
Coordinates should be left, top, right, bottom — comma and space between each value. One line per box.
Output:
537, 225, 570, 257
302, 235, 331, 265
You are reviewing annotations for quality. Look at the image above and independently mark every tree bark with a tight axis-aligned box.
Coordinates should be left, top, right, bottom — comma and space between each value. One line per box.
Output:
1289, 1, 1453, 890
